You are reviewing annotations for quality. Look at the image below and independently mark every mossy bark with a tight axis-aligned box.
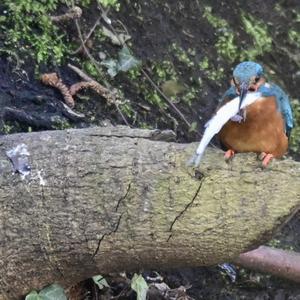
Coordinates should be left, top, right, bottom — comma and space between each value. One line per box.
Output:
0, 126, 299, 299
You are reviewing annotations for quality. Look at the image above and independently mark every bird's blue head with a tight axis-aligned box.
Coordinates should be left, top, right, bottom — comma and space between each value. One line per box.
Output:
232, 61, 264, 110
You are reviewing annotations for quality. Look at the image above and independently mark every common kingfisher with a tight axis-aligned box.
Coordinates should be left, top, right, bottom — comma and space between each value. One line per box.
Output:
189, 61, 293, 167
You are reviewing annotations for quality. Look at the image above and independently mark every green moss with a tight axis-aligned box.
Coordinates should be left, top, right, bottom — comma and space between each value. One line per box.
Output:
2, 124, 14, 134
82, 60, 101, 79
153, 60, 178, 80
171, 43, 195, 68
216, 33, 238, 62
139, 122, 153, 129
72, 0, 93, 6
127, 68, 142, 80
203, 6, 227, 28
240, 13, 272, 60
199, 57, 209, 70
198, 57, 225, 82
97, 0, 120, 10
181, 87, 198, 106
145, 91, 166, 109
0, 0, 116, 65
203, 7, 273, 62
203, 6, 238, 63
51, 116, 72, 130
94, 27, 112, 44
288, 29, 300, 46
119, 101, 135, 118
0, 0, 72, 64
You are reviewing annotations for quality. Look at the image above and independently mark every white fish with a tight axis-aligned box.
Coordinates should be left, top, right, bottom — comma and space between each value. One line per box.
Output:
189, 92, 262, 167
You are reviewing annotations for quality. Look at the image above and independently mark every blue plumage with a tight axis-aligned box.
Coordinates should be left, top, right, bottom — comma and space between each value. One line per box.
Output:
259, 83, 293, 136
189, 61, 291, 167
233, 61, 264, 83
221, 61, 293, 136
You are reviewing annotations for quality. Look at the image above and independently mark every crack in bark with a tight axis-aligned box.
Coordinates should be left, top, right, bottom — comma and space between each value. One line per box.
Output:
98, 161, 164, 170
167, 177, 205, 242
87, 133, 155, 140
92, 213, 123, 258
87, 129, 175, 141
115, 182, 132, 212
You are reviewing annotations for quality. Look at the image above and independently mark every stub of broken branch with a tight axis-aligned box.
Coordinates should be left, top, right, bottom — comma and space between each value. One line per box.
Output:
41, 70, 118, 108
49, 6, 82, 23
67, 63, 117, 105
41, 73, 75, 108
69, 81, 116, 105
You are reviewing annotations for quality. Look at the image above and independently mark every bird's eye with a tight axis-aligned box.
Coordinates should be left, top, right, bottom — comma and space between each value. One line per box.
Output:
254, 77, 260, 83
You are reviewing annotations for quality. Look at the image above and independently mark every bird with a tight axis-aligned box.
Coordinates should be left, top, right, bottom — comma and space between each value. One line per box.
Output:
189, 61, 293, 167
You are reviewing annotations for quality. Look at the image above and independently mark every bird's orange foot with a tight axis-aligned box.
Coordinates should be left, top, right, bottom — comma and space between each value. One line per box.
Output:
224, 149, 235, 162
259, 152, 274, 167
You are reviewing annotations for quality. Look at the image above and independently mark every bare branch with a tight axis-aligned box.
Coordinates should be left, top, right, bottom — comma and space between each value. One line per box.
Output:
234, 246, 300, 283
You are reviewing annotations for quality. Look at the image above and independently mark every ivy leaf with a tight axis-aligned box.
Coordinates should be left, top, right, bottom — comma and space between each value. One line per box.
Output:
101, 58, 119, 77
92, 275, 110, 290
38, 284, 67, 300
131, 274, 148, 300
189, 121, 198, 133
25, 291, 42, 300
101, 47, 141, 77
117, 47, 141, 72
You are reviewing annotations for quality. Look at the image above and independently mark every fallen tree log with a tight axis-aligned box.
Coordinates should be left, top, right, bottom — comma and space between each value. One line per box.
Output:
0, 125, 299, 299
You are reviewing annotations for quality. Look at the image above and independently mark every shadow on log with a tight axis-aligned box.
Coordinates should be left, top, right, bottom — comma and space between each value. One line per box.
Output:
0, 125, 299, 299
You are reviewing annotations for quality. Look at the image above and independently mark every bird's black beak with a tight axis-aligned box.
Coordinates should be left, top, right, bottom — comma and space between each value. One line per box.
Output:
238, 82, 248, 111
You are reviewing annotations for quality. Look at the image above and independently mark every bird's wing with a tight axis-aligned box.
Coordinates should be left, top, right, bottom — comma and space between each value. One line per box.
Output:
260, 83, 293, 136
218, 86, 238, 106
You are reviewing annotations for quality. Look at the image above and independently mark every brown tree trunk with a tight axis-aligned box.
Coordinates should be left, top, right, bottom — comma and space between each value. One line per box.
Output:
0, 126, 299, 299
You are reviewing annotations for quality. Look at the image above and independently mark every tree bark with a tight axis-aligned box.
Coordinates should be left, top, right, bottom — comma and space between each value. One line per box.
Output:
0, 125, 299, 299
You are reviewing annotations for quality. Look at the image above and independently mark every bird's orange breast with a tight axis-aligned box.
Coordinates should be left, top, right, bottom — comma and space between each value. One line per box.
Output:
218, 96, 288, 157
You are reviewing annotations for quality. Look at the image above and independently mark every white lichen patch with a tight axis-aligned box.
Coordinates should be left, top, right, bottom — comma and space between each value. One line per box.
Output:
6, 143, 31, 178
37, 170, 46, 186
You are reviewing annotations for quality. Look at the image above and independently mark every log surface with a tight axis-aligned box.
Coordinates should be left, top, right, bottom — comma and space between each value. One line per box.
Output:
0, 126, 299, 299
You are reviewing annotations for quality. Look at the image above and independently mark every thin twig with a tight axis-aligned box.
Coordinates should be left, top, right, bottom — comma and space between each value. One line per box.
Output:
141, 68, 191, 128
68, 63, 94, 82
116, 20, 130, 36
98, 3, 191, 129
73, 18, 130, 126
72, 16, 101, 54
67, 64, 116, 103
74, 19, 107, 84
97, 3, 126, 46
